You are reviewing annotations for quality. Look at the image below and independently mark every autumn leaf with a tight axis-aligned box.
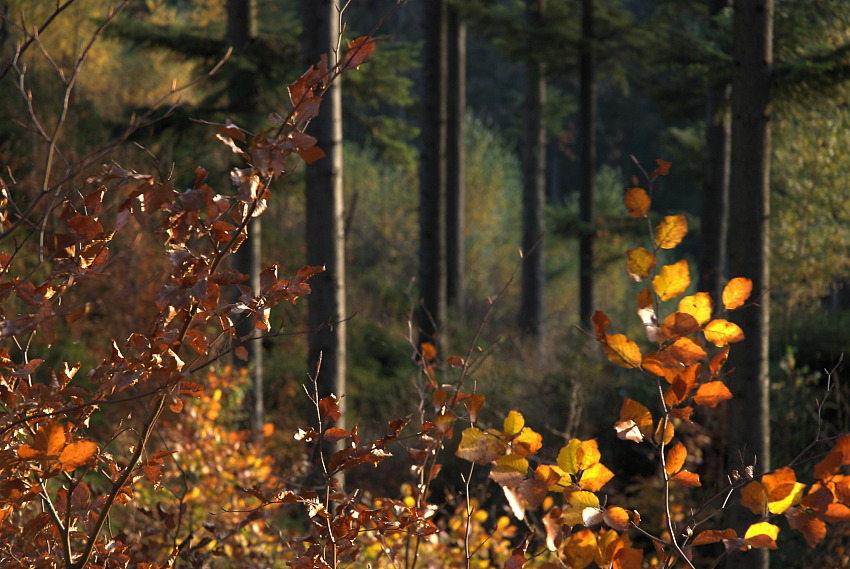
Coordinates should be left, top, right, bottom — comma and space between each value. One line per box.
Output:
579, 462, 614, 491
626, 247, 656, 281
342, 36, 377, 70
661, 312, 700, 341
652, 260, 690, 301
503, 410, 525, 436
703, 319, 745, 347
58, 440, 98, 471
678, 292, 713, 325
665, 442, 701, 487
624, 188, 650, 217
564, 528, 597, 569
614, 399, 653, 443
692, 528, 737, 546
723, 277, 753, 310
744, 522, 779, 549
456, 427, 507, 464
655, 214, 688, 249
602, 334, 642, 368
693, 381, 732, 407
603, 506, 630, 531
666, 336, 707, 365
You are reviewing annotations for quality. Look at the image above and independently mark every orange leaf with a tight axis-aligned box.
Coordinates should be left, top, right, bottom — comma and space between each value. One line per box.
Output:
580, 462, 614, 491
624, 188, 650, 217
603, 506, 630, 531
692, 528, 737, 546
626, 248, 656, 281
654, 418, 674, 445
35, 421, 67, 457
603, 334, 643, 368
786, 507, 827, 547
652, 159, 672, 178
612, 546, 643, 569
744, 522, 779, 549
615, 398, 653, 443
641, 352, 671, 378
637, 288, 654, 310
722, 277, 752, 310
591, 310, 609, 339
420, 342, 437, 361
466, 394, 485, 423
58, 440, 98, 471
666, 336, 707, 365
661, 312, 700, 341
678, 292, 713, 325
704, 319, 745, 347
671, 470, 701, 486
665, 443, 687, 476
693, 381, 732, 407
655, 214, 688, 249
652, 260, 690, 302
708, 345, 730, 378
342, 36, 377, 70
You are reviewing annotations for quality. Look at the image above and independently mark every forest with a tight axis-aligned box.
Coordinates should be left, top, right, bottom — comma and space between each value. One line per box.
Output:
1, 0, 849, 568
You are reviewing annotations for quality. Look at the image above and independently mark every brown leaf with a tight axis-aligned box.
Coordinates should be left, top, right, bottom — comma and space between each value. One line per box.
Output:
58, 440, 98, 471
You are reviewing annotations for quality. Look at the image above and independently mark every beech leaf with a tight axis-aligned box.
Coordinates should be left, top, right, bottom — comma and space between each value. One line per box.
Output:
58, 440, 98, 471
624, 187, 650, 217
655, 214, 688, 249
723, 277, 753, 310
703, 319, 745, 347
652, 260, 690, 301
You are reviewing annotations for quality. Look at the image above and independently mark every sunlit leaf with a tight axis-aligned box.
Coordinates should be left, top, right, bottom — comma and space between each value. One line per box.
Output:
602, 334, 642, 368
693, 381, 732, 407
626, 248, 655, 281
512, 427, 543, 457
456, 427, 507, 464
503, 410, 525, 436
744, 522, 779, 549
703, 319, 745, 347
624, 188, 650, 218
661, 312, 700, 341
692, 528, 737, 546
678, 292, 713, 325
653, 418, 674, 445
342, 36, 377, 70
614, 399, 653, 443
655, 214, 688, 249
612, 546, 644, 569
652, 260, 690, 301
723, 277, 752, 310
603, 506, 630, 531
58, 440, 98, 471
579, 462, 614, 491
666, 336, 707, 365
565, 528, 597, 569
665, 443, 687, 476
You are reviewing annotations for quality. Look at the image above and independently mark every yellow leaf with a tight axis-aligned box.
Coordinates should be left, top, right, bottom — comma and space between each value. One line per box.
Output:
503, 410, 525, 436
722, 277, 752, 310
576, 439, 602, 470
655, 214, 688, 249
455, 427, 507, 464
565, 528, 597, 569
624, 187, 650, 218
580, 462, 614, 491
494, 453, 529, 475
678, 292, 713, 325
744, 522, 779, 549
652, 260, 690, 301
703, 319, 745, 347
626, 248, 656, 281
693, 381, 732, 407
512, 427, 543, 457
603, 334, 642, 368
557, 439, 582, 474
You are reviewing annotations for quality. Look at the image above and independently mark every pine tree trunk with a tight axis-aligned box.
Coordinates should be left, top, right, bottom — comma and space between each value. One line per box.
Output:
418, 0, 448, 356
698, 0, 731, 311
301, 0, 347, 455
578, 0, 595, 326
446, 5, 466, 315
519, 0, 547, 341
226, 0, 263, 437
726, 1, 773, 567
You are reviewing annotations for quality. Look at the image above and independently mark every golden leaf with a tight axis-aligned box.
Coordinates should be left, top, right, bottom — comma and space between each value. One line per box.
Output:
655, 214, 688, 249
722, 277, 753, 310
624, 188, 650, 218
626, 248, 656, 281
678, 292, 713, 325
652, 260, 690, 302
703, 319, 745, 347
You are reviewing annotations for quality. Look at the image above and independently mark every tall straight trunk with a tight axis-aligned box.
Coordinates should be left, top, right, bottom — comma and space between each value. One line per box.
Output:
726, 1, 772, 567
302, 0, 347, 444
227, 0, 263, 436
519, 0, 547, 341
578, 0, 595, 326
445, 5, 466, 315
418, 0, 448, 356
699, 0, 732, 311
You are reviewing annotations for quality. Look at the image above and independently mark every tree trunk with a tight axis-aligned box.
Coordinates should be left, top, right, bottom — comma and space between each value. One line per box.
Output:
726, 1, 772, 567
418, 0, 448, 356
578, 0, 595, 326
301, 0, 347, 456
519, 0, 547, 341
226, 0, 263, 437
698, 0, 732, 311
445, 5, 466, 316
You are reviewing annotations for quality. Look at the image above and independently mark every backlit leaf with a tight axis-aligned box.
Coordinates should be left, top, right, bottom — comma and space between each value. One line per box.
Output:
565, 528, 597, 569
602, 334, 642, 368
665, 443, 687, 476
704, 319, 744, 347
678, 292, 713, 325
603, 506, 630, 531
723, 277, 752, 310
666, 337, 707, 365
580, 462, 614, 491
708, 345, 730, 378
692, 528, 737, 546
503, 410, 525, 436
512, 427, 543, 457
661, 312, 700, 341
58, 440, 98, 471
654, 418, 674, 445
626, 248, 655, 281
655, 214, 688, 249
624, 188, 650, 217
591, 310, 609, 339
615, 399, 653, 443
744, 522, 779, 549
693, 381, 732, 407
456, 427, 507, 464
342, 36, 377, 70
652, 260, 690, 301
612, 546, 644, 569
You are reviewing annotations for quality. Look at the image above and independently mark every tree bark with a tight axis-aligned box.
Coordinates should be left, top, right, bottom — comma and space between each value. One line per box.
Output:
226, 0, 263, 437
578, 0, 595, 326
301, 0, 347, 445
698, 0, 732, 312
445, 4, 466, 315
726, 1, 772, 567
519, 0, 547, 341
418, 0, 448, 356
